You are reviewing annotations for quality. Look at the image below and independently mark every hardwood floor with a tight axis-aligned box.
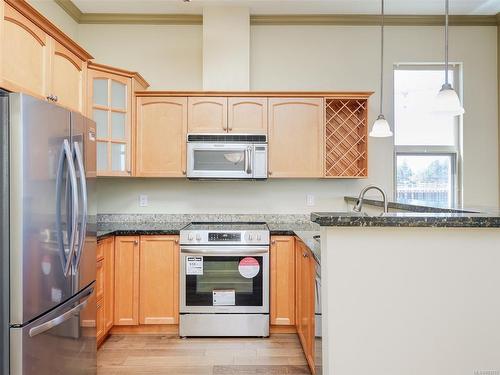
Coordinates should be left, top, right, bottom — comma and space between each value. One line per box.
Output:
97, 334, 311, 375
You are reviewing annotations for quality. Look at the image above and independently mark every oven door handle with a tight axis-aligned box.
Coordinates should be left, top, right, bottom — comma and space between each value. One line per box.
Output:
180, 246, 269, 255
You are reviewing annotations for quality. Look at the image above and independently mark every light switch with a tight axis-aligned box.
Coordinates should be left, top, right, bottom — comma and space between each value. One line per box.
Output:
139, 194, 148, 207
306, 194, 315, 206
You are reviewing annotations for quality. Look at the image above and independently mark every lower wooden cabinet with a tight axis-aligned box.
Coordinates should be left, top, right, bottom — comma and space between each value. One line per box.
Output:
96, 236, 115, 345
113, 235, 180, 327
296, 239, 316, 374
139, 236, 179, 324
114, 236, 140, 326
270, 236, 296, 326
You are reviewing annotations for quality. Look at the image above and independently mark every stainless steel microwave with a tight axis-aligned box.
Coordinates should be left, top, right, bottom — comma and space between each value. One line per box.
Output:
186, 134, 268, 179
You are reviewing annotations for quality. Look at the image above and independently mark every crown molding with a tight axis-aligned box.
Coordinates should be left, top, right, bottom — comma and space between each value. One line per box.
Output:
250, 14, 498, 26
55, 0, 500, 26
54, 0, 82, 23
79, 13, 202, 25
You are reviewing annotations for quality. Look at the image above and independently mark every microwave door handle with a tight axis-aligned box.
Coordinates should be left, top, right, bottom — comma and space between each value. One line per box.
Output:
246, 147, 252, 174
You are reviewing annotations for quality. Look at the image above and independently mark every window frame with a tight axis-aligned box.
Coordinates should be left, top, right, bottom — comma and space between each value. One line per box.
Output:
393, 63, 463, 206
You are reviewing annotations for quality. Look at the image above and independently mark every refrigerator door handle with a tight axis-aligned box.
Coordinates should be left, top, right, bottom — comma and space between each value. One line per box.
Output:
28, 289, 92, 337
73, 141, 87, 272
55, 140, 79, 277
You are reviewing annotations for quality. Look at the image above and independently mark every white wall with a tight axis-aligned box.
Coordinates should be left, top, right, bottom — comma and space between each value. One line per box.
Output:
78, 24, 203, 90
322, 226, 500, 375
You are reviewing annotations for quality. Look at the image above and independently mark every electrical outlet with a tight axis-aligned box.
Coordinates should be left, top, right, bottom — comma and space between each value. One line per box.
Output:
306, 194, 315, 207
139, 194, 148, 207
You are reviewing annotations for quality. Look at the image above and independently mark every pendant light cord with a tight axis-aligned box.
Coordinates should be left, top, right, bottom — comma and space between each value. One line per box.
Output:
379, 0, 384, 115
444, 0, 449, 85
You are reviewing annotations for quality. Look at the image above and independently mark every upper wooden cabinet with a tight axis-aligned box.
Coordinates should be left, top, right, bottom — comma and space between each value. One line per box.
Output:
0, 0, 92, 112
87, 62, 149, 177
268, 98, 324, 178
133, 92, 371, 179
51, 41, 85, 112
139, 236, 179, 325
136, 97, 187, 177
228, 98, 268, 133
270, 236, 296, 326
187, 97, 227, 133
325, 97, 369, 178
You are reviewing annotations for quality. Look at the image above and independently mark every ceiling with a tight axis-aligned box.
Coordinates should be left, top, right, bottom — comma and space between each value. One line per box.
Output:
72, 0, 500, 15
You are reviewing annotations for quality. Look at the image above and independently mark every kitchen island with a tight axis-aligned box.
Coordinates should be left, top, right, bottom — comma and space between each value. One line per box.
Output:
312, 208, 500, 375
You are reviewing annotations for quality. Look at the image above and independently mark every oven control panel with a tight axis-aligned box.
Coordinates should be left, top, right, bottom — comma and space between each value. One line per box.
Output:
209, 232, 241, 242
180, 230, 270, 245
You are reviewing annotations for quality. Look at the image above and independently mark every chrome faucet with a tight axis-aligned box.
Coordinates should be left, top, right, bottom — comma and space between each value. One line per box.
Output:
353, 185, 389, 213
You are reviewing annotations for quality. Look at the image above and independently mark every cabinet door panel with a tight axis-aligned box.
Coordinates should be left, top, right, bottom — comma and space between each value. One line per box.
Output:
139, 236, 179, 325
268, 98, 324, 177
187, 97, 227, 133
270, 236, 295, 326
96, 259, 104, 302
114, 236, 139, 325
2, 3, 48, 97
51, 41, 84, 112
96, 299, 105, 342
136, 97, 187, 177
103, 237, 115, 333
228, 98, 268, 134
296, 240, 316, 374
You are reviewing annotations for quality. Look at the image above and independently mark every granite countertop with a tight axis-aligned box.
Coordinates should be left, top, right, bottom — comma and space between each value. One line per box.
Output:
344, 196, 500, 215
311, 211, 500, 228
97, 218, 321, 262
97, 222, 189, 239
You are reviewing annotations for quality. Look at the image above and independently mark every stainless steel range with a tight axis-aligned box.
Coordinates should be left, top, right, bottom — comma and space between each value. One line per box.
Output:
179, 223, 270, 337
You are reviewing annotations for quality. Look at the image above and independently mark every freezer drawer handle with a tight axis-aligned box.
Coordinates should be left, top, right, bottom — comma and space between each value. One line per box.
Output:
28, 292, 92, 337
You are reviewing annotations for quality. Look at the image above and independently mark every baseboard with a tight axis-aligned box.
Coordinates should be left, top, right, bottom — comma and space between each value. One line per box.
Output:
110, 324, 179, 335
270, 325, 297, 334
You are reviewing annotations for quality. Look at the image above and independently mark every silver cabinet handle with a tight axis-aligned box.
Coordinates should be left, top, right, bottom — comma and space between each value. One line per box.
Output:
73, 142, 88, 272
29, 288, 92, 337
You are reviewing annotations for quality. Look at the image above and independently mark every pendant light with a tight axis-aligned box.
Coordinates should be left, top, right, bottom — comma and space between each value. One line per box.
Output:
370, 0, 393, 138
434, 0, 464, 116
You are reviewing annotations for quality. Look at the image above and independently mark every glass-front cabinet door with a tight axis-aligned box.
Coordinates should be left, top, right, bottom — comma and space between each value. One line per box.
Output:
88, 69, 131, 176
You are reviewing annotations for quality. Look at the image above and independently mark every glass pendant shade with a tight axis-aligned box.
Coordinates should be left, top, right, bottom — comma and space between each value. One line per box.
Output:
434, 83, 465, 116
369, 114, 393, 137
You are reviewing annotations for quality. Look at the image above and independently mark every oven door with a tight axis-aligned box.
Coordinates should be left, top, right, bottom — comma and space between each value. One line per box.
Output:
187, 143, 254, 179
180, 246, 269, 314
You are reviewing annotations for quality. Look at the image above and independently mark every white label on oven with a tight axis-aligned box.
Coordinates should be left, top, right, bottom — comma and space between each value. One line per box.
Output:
186, 256, 203, 275
238, 257, 260, 279
213, 289, 235, 306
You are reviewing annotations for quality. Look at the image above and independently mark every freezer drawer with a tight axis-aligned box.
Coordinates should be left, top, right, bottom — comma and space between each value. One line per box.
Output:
10, 284, 96, 375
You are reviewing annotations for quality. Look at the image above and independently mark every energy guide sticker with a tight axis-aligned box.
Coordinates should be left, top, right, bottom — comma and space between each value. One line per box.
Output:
186, 256, 203, 275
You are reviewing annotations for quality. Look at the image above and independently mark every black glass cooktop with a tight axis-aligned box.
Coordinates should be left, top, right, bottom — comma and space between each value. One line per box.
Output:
183, 222, 269, 231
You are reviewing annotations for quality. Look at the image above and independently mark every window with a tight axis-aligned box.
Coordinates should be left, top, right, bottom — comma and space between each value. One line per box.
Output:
394, 64, 462, 207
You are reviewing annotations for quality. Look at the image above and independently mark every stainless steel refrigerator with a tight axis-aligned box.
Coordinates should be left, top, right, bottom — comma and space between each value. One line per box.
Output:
0, 91, 97, 375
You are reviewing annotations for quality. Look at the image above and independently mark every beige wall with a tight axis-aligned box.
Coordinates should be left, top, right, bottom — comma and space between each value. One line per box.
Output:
78, 24, 203, 90
21, 1, 500, 212
203, 7, 250, 90
28, 0, 79, 39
